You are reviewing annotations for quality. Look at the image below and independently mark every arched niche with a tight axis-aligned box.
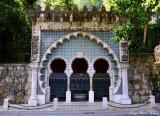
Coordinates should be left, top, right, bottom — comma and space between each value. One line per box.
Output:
50, 59, 66, 73
71, 58, 88, 73
39, 32, 121, 94
92, 57, 111, 100
93, 58, 109, 73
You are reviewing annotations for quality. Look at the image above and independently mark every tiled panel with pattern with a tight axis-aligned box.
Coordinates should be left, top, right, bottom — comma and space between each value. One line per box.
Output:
40, 31, 119, 59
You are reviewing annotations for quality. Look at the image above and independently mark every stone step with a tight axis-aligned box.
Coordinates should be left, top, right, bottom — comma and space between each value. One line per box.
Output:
58, 102, 100, 106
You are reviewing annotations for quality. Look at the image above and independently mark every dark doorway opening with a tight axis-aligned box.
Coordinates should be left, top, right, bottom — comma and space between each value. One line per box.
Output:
71, 58, 89, 101
49, 58, 67, 101
72, 58, 88, 73
93, 59, 110, 101
50, 59, 66, 73
94, 59, 109, 73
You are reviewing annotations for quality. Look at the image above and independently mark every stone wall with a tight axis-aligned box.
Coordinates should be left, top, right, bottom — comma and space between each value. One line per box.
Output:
0, 63, 159, 105
0, 64, 31, 105
128, 64, 160, 103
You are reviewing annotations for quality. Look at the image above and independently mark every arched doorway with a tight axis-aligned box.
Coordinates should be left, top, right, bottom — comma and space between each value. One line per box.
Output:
70, 58, 90, 101
49, 58, 67, 101
93, 58, 110, 101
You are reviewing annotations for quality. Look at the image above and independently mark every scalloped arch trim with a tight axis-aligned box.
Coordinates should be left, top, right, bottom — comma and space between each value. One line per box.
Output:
38, 31, 121, 94
48, 56, 68, 74
92, 56, 112, 71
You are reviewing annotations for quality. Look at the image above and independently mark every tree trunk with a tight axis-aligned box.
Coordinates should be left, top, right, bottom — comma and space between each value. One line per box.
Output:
143, 24, 148, 44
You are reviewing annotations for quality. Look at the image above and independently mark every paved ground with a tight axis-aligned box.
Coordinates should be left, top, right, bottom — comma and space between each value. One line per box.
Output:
0, 103, 160, 116
0, 109, 160, 116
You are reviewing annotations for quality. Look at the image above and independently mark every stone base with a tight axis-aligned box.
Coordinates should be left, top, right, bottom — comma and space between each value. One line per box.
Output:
3, 99, 9, 111
28, 97, 38, 106
102, 97, 108, 109
113, 95, 122, 103
37, 95, 45, 105
109, 86, 114, 101
149, 95, 155, 108
66, 91, 71, 103
45, 87, 50, 103
121, 97, 131, 104
89, 91, 94, 102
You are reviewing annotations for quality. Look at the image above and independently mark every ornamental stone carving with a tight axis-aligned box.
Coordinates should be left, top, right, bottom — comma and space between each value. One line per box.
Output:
32, 25, 40, 36
119, 40, 129, 62
44, 22, 109, 31
31, 36, 39, 62
28, 5, 125, 31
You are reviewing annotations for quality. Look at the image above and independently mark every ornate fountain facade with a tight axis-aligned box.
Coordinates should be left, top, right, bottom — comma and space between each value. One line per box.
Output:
28, 5, 131, 106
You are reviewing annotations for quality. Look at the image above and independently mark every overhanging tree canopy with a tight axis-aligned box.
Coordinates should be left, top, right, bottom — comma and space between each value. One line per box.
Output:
103, 0, 160, 44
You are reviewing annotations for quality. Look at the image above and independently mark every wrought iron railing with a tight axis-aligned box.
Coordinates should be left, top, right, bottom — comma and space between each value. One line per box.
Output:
0, 53, 30, 64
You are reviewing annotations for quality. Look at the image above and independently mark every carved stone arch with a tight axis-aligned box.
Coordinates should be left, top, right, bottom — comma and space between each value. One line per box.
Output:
92, 56, 121, 94
69, 54, 91, 73
39, 31, 120, 94
48, 56, 68, 74
92, 56, 112, 72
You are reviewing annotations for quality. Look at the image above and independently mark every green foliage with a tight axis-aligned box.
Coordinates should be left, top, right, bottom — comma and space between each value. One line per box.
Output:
73, 0, 102, 10
129, 39, 147, 54
16, 0, 37, 8
0, 0, 36, 53
40, 0, 75, 10
110, 21, 133, 43
103, 0, 160, 53
40, 0, 103, 10
128, 18, 160, 54
104, 0, 160, 42
146, 19, 160, 52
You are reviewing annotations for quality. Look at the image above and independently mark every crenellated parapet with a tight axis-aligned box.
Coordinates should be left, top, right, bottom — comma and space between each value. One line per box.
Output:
28, 5, 125, 31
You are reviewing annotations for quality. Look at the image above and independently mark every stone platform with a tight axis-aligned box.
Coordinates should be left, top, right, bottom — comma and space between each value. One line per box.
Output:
1, 102, 153, 111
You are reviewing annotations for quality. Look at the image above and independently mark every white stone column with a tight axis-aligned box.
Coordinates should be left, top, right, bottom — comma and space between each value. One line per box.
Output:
108, 71, 115, 101
45, 70, 50, 103
121, 63, 131, 104
67, 76, 70, 91
28, 62, 38, 106
45, 86, 50, 103
65, 71, 72, 103
88, 71, 95, 102
90, 76, 93, 91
